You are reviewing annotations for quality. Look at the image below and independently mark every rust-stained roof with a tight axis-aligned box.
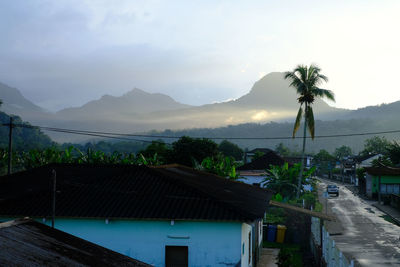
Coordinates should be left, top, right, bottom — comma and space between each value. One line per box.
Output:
0, 164, 272, 221
0, 218, 150, 266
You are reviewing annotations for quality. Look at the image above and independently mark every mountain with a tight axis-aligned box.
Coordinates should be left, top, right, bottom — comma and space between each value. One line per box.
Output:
0, 82, 48, 119
57, 88, 192, 120
1, 72, 398, 144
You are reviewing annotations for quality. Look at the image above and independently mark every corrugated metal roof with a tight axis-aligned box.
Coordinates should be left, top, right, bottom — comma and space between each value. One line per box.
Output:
0, 218, 150, 266
0, 164, 272, 221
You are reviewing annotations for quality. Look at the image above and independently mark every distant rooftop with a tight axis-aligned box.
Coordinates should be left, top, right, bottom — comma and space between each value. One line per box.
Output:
239, 150, 286, 171
0, 218, 150, 266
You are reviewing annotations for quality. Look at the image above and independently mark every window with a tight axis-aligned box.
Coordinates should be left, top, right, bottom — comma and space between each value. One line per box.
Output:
165, 246, 188, 267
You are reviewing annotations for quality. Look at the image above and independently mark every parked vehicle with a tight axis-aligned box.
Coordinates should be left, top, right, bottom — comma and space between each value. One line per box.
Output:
327, 184, 339, 196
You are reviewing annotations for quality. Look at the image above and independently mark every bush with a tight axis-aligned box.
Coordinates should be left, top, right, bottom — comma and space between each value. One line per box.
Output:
277, 247, 302, 267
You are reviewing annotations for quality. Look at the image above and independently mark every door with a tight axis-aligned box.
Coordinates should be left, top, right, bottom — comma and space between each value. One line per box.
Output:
165, 246, 188, 267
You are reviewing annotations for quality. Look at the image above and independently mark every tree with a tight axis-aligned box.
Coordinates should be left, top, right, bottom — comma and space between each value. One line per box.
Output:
218, 140, 243, 160
275, 143, 291, 157
252, 151, 265, 162
334, 145, 352, 160
361, 136, 390, 156
284, 64, 335, 198
169, 136, 219, 167
313, 149, 335, 174
139, 140, 171, 164
387, 141, 400, 165
200, 154, 238, 180
264, 163, 316, 200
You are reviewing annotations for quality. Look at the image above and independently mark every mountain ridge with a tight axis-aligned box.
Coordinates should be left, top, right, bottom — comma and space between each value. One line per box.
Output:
0, 72, 399, 143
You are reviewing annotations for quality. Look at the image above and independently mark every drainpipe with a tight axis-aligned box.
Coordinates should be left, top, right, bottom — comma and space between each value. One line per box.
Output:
378, 175, 381, 204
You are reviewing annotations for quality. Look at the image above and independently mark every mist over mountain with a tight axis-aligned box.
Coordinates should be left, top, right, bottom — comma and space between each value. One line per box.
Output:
0, 72, 398, 145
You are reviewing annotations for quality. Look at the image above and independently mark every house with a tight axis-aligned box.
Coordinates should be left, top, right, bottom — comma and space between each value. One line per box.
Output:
0, 163, 272, 267
364, 165, 400, 199
244, 148, 275, 163
0, 218, 150, 266
238, 150, 286, 186
355, 154, 383, 168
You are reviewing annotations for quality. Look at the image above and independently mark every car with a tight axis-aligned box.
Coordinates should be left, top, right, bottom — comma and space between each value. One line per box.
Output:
327, 184, 339, 196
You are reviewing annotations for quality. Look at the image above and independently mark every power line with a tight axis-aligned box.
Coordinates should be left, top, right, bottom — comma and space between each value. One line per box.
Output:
4, 123, 400, 141
2, 123, 172, 145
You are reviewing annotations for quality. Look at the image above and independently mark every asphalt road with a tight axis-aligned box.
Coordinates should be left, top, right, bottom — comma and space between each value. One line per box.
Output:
318, 178, 400, 266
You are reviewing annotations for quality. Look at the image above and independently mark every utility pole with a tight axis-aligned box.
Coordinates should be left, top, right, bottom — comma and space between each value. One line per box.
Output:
7, 117, 13, 175
51, 169, 56, 228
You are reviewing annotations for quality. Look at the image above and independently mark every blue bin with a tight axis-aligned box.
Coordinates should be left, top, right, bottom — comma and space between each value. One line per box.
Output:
267, 225, 277, 242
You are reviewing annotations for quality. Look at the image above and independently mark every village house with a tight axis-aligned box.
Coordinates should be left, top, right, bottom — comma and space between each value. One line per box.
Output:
0, 163, 272, 267
364, 165, 400, 199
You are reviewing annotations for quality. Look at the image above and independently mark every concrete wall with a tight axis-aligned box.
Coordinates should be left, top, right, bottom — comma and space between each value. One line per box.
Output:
241, 223, 252, 267
4, 218, 243, 267
310, 217, 354, 267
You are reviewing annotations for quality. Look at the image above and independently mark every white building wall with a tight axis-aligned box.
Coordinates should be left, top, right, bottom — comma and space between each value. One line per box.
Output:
241, 223, 253, 267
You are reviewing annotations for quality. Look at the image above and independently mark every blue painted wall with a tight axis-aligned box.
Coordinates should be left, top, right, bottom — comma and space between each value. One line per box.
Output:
39, 218, 242, 267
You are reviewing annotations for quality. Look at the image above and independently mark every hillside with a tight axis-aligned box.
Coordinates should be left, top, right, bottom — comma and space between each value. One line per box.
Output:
1, 72, 399, 144
146, 118, 400, 154
0, 111, 53, 150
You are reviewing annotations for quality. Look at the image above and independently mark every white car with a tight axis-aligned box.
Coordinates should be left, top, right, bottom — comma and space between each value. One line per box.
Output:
327, 185, 339, 196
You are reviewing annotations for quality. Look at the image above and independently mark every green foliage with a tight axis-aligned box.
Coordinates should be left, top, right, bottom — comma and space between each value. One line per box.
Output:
334, 145, 352, 160
284, 64, 334, 139
371, 156, 393, 167
264, 163, 316, 200
387, 141, 400, 165
200, 154, 238, 179
275, 143, 291, 157
139, 140, 170, 164
252, 151, 265, 161
0, 112, 53, 150
169, 136, 219, 167
361, 136, 391, 156
273, 193, 283, 202
218, 140, 243, 160
356, 168, 366, 180
313, 149, 335, 174
0, 146, 162, 176
265, 207, 286, 224
277, 247, 303, 267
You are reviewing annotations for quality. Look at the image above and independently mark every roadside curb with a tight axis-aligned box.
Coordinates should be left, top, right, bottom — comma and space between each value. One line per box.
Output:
372, 204, 400, 226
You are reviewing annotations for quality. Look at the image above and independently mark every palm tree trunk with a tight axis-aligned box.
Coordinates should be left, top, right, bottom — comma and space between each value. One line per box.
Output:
296, 104, 307, 198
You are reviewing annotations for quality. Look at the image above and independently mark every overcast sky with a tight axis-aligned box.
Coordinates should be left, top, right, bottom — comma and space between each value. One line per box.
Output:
0, 0, 399, 111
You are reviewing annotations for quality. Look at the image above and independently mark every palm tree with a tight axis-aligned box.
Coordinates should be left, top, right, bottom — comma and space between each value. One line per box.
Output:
284, 64, 335, 198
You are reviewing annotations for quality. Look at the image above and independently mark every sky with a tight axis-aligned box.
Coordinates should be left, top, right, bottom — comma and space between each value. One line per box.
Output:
0, 0, 399, 111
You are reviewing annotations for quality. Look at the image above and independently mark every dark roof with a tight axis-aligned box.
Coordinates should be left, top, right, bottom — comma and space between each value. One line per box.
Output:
0, 218, 150, 266
0, 164, 271, 221
354, 154, 379, 163
247, 148, 274, 154
238, 151, 285, 171
365, 166, 400, 176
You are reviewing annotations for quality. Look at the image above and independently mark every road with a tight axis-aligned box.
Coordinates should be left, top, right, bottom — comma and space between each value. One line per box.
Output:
318, 178, 400, 266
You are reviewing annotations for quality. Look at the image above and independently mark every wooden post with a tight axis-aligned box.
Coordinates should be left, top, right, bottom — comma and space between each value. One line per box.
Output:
7, 117, 13, 175
51, 169, 56, 228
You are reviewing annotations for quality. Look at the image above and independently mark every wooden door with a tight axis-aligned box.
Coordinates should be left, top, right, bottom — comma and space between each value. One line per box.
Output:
165, 246, 188, 267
